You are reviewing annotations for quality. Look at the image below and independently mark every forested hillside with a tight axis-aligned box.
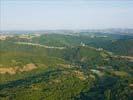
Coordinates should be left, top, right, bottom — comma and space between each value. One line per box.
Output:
0, 33, 133, 100
6, 33, 133, 56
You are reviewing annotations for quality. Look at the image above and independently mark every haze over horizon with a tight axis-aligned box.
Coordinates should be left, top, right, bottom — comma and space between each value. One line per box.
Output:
0, 0, 133, 30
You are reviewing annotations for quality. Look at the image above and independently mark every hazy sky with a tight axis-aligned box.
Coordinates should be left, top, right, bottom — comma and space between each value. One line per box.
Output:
0, 0, 133, 30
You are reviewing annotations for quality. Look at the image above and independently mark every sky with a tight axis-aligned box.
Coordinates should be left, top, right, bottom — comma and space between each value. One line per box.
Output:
0, 0, 133, 30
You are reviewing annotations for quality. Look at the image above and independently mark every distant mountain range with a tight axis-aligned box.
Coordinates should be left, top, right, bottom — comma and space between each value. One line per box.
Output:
0, 28, 133, 35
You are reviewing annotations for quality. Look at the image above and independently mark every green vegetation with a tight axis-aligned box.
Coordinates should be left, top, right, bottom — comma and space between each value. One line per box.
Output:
0, 33, 133, 100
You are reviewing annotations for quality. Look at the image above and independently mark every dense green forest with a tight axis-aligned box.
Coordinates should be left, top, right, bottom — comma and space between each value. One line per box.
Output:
0, 33, 133, 100
7, 33, 133, 56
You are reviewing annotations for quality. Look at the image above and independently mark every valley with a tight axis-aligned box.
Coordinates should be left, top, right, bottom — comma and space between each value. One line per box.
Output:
0, 32, 133, 100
